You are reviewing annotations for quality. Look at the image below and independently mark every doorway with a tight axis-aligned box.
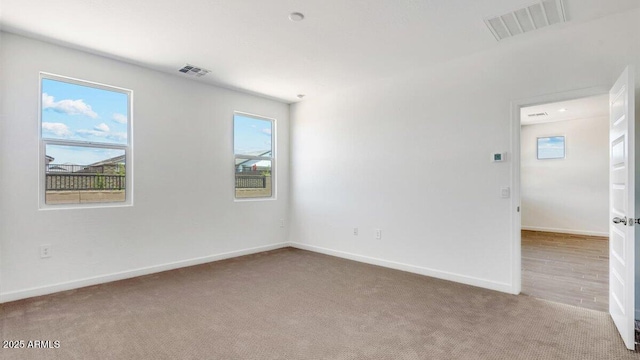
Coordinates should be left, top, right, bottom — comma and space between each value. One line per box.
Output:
519, 94, 610, 311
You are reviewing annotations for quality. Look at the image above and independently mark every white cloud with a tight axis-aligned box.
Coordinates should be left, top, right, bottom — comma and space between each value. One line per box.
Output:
42, 93, 98, 119
42, 93, 55, 108
95, 123, 110, 132
261, 128, 272, 135
111, 132, 127, 141
42, 122, 73, 137
112, 113, 127, 124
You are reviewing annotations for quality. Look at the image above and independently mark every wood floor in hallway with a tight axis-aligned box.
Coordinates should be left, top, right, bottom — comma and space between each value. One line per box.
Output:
521, 230, 609, 312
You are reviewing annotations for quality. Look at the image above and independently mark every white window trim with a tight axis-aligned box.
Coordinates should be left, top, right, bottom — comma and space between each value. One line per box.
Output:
38, 72, 134, 210
233, 111, 276, 202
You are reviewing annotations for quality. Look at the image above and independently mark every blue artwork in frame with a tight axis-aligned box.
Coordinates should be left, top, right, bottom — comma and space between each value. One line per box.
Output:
537, 136, 565, 160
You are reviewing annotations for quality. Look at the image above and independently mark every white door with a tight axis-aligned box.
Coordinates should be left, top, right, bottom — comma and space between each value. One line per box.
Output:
610, 66, 636, 350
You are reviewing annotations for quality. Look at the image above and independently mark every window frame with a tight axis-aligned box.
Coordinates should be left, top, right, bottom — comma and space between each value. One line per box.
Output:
39, 72, 133, 209
233, 111, 276, 201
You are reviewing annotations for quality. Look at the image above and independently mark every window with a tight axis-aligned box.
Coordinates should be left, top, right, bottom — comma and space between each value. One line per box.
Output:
40, 73, 132, 206
537, 136, 565, 160
234, 113, 274, 199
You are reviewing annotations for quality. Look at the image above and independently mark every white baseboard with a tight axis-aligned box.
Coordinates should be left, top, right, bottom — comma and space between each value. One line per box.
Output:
289, 242, 515, 294
0, 242, 291, 303
521, 226, 608, 237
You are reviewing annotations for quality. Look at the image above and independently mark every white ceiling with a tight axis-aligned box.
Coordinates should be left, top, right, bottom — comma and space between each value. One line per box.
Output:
520, 94, 609, 125
1, 0, 639, 103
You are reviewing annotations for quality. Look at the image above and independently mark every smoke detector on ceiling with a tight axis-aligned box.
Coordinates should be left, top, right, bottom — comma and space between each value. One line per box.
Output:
289, 12, 304, 22
178, 64, 211, 77
484, 0, 566, 41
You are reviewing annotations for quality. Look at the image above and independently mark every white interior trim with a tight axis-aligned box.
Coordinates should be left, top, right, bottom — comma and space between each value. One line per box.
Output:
38, 72, 135, 210
521, 226, 608, 237
233, 111, 278, 202
290, 242, 515, 294
0, 242, 291, 303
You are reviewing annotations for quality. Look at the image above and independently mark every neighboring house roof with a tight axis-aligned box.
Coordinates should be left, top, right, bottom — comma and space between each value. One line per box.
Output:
46, 156, 125, 174
235, 150, 272, 167
46, 162, 80, 173
47, 165, 70, 172
236, 159, 271, 169
88, 155, 126, 167
45, 155, 55, 162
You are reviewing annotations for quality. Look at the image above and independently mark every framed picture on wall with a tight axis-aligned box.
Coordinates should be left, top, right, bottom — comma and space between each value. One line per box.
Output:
537, 136, 565, 160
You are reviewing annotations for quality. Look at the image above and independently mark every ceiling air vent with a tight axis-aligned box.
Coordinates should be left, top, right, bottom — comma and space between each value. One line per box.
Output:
178, 64, 211, 77
527, 112, 548, 117
484, 0, 566, 41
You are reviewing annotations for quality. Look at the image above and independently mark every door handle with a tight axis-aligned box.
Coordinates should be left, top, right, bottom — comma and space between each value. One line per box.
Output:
613, 216, 628, 225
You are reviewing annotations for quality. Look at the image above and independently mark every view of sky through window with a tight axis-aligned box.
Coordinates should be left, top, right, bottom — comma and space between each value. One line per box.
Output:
42, 78, 128, 165
233, 113, 274, 199
537, 136, 565, 159
234, 114, 272, 156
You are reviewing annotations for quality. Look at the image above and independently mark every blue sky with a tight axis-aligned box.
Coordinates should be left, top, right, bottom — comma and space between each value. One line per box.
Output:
42, 78, 128, 164
537, 136, 565, 159
234, 114, 272, 156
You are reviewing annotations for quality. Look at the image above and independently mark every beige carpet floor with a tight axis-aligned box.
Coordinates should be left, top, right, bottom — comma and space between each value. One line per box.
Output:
1, 247, 639, 360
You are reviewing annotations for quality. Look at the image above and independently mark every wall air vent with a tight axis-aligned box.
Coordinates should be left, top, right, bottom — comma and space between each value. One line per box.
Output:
484, 0, 565, 41
178, 64, 211, 77
528, 112, 549, 117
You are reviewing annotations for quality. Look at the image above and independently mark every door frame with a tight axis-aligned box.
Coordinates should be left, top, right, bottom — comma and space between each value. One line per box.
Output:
510, 85, 609, 295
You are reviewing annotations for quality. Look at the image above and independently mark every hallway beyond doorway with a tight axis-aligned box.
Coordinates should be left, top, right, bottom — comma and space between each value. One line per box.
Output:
521, 230, 608, 312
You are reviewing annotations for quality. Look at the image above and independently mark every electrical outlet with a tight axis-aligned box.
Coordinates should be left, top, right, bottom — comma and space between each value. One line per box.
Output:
40, 244, 52, 258
375, 229, 382, 239
280, 219, 285, 228
353, 228, 358, 236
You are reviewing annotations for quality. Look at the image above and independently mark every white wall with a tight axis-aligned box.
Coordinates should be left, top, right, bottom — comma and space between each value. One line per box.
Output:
1, 8, 639, 313
0, 33, 290, 302
521, 117, 609, 236
289, 9, 640, 294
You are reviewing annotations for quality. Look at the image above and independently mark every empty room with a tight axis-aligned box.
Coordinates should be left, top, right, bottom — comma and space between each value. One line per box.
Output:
1, 1, 640, 359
